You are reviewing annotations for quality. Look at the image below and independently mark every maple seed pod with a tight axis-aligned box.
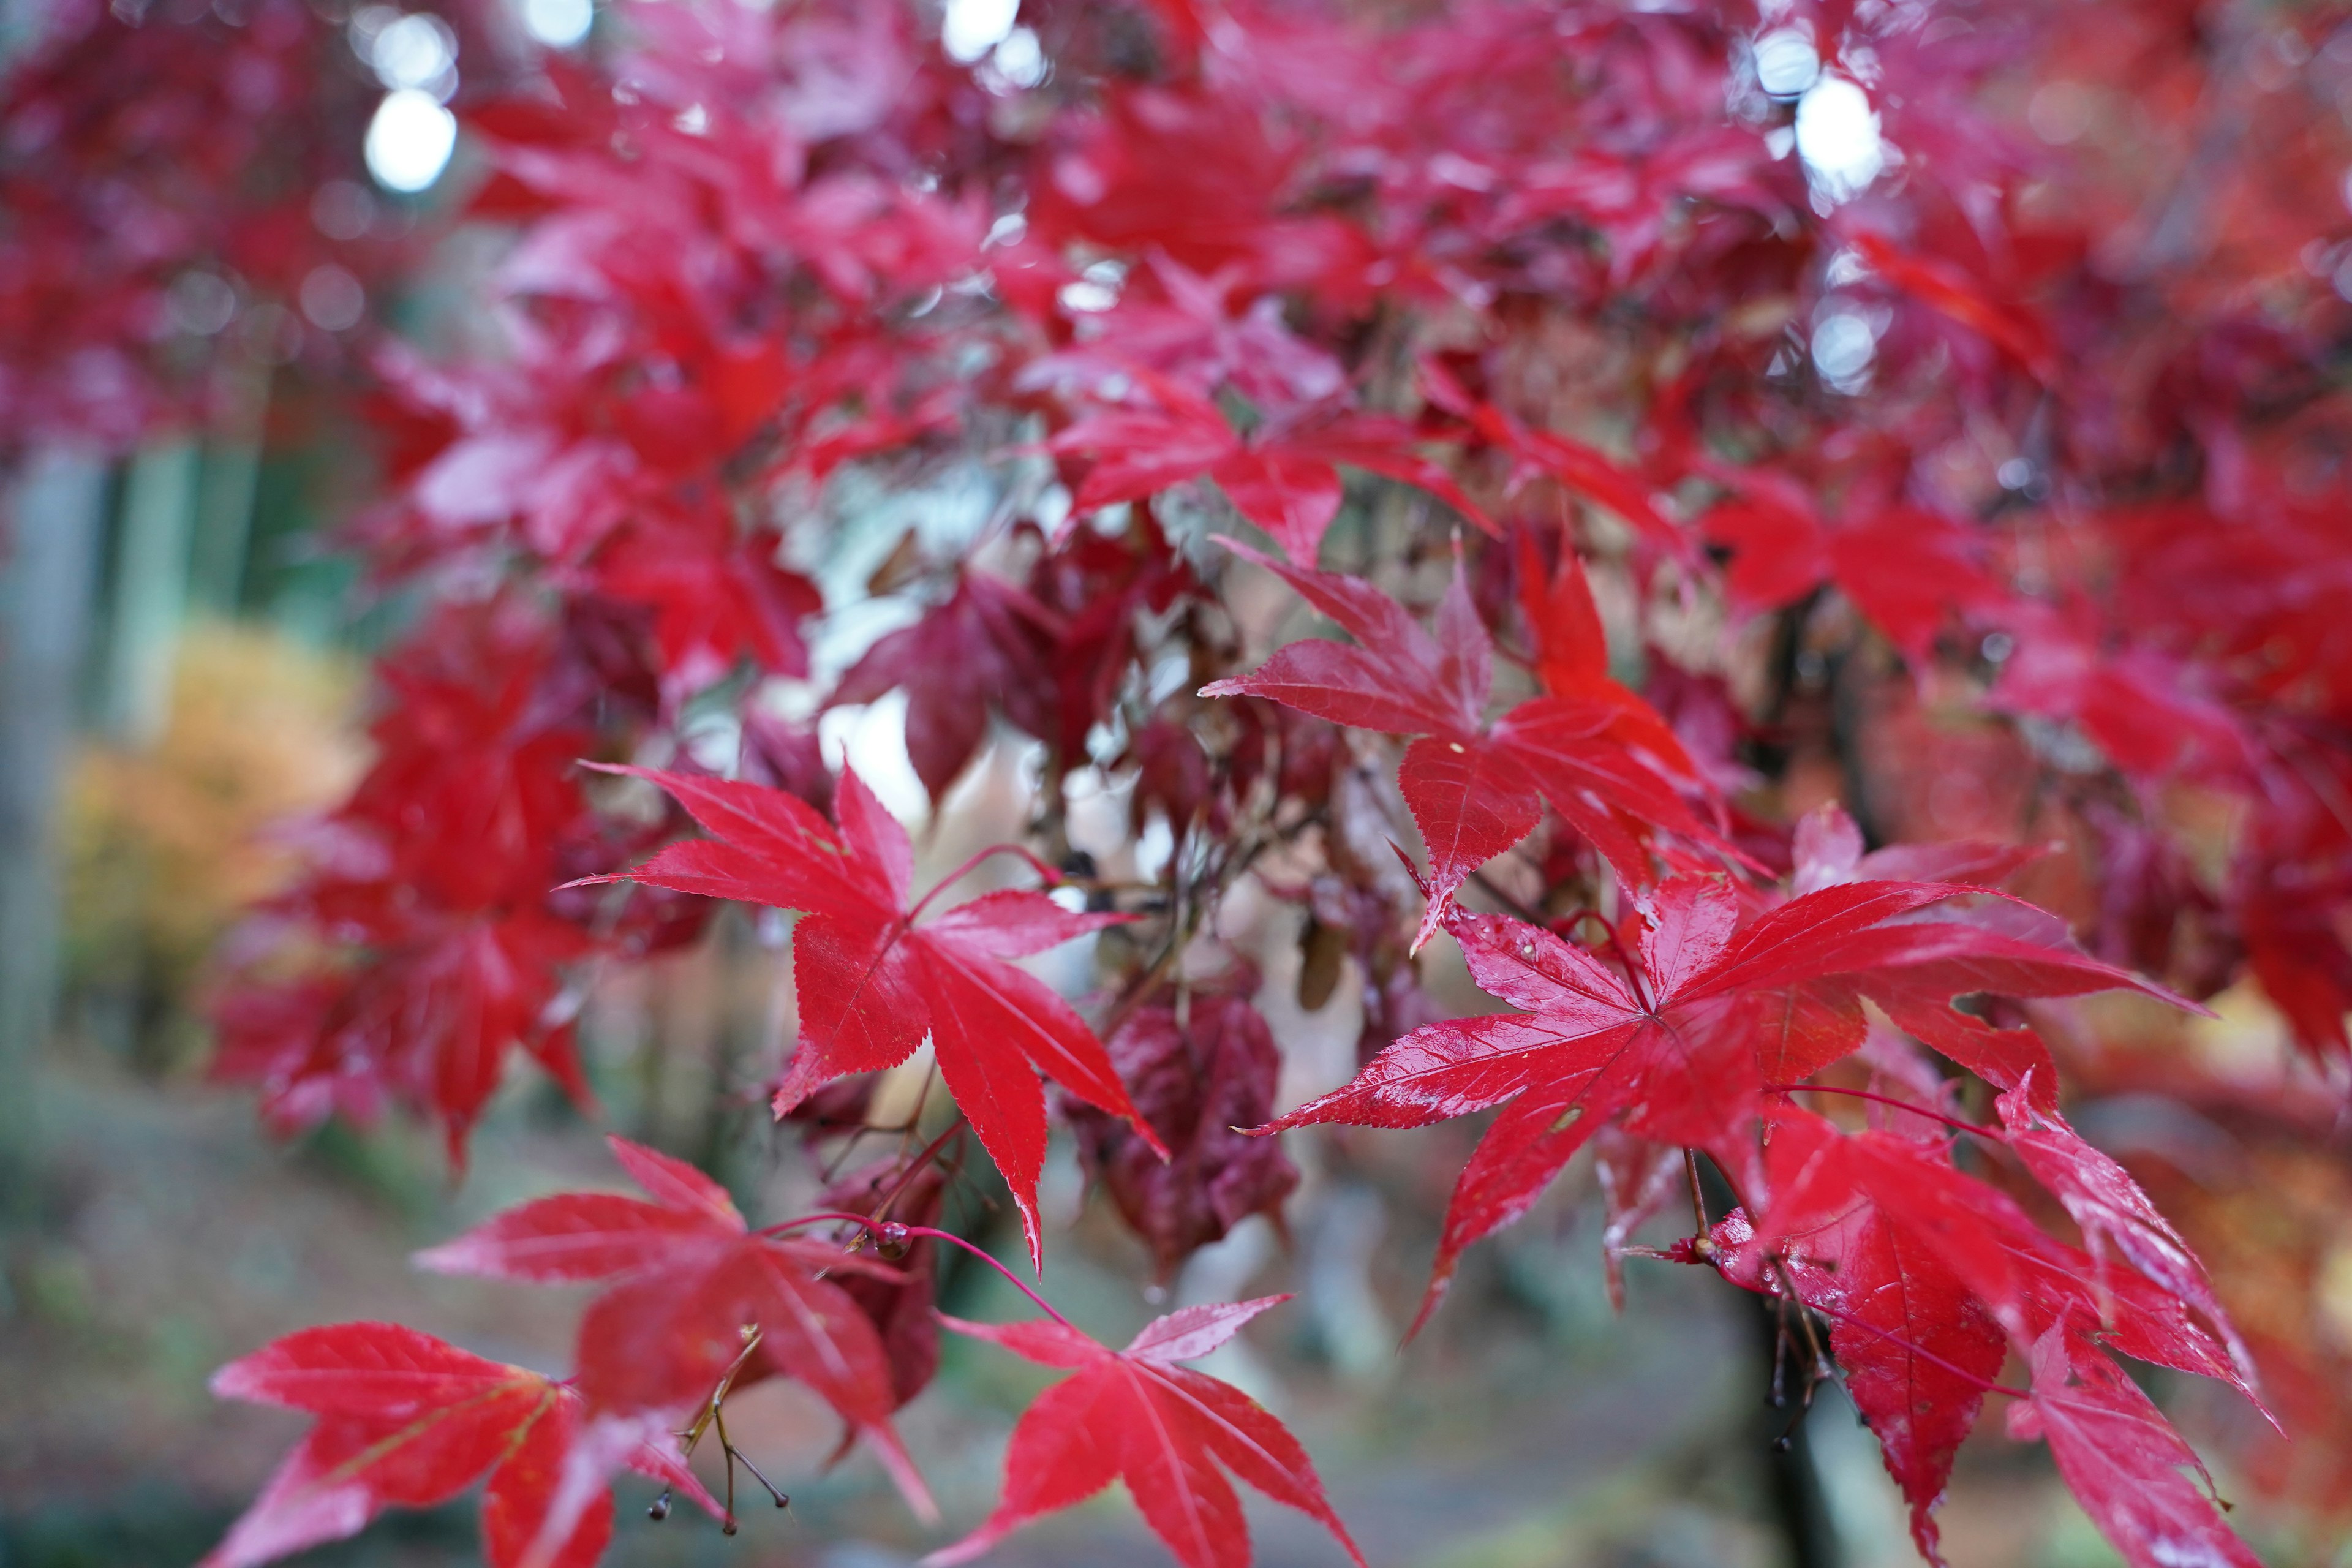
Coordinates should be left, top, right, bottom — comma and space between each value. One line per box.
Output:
647, 1488, 672, 1522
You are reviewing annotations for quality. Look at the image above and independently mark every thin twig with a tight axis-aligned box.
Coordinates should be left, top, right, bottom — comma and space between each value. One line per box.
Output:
761, 1213, 1077, 1330
1765, 1082, 2002, 1142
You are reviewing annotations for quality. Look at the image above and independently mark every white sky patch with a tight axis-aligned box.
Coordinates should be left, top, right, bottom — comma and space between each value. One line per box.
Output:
819, 691, 933, 825
522, 0, 592, 48
365, 89, 458, 194
1811, 303, 1881, 393
1754, 28, 1819, 98
1795, 74, 1883, 202
368, 12, 458, 100
942, 0, 1018, 64
987, 25, 1046, 89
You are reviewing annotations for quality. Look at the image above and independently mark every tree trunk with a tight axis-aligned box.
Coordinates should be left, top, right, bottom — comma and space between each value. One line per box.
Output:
0, 445, 107, 1226
101, 437, 198, 747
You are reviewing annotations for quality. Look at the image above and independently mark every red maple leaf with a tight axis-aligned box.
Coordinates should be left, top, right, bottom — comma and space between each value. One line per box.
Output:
416, 1134, 935, 1515
818, 1157, 952, 1410
1203, 540, 1728, 949
1700, 1104, 2260, 1564
587, 507, 823, 704
1261, 870, 2185, 1329
2007, 1328, 2263, 1568
1696, 466, 2005, 666
201, 1322, 715, 1568
575, 769, 1164, 1268
930, 1295, 1365, 1568
1705, 1203, 2002, 1566
1050, 369, 1492, 561
211, 908, 595, 1163
1419, 360, 1685, 555
1737, 1109, 2253, 1395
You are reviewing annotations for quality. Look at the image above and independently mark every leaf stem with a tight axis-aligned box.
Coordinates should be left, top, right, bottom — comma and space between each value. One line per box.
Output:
907, 843, 1063, 921
875, 1116, 967, 1221
763, 1212, 1076, 1330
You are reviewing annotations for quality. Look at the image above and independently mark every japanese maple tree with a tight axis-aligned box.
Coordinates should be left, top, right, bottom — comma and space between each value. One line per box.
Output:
13, 0, 2352, 1562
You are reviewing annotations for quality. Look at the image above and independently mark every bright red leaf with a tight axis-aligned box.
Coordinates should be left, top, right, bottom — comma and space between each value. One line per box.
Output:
575, 769, 1163, 1270
1705, 1106, 2258, 1564
2008, 1329, 2263, 1568
1203, 539, 1726, 948
931, 1296, 1364, 1568
201, 1322, 714, 1568
1706, 1205, 2002, 1566
417, 1135, 935, 1515
1262, 868, 2185, 1330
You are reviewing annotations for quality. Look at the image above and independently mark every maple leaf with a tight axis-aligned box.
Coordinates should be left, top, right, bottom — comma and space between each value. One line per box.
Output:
211, 907, 596, 1165
1418, 361, 1684, 554
1067, 970, 1301, 1280
1706, 1205, 2002, 1566
1202, 539, 1727, 949
575, 770, 1164, 1269
589, 509, 823, 704
1016, 254, 1349, 415
1050, 369, 1492, 561
818, 1157, 951, 1409
1845, 229, 2058, 383
829, 569, 1058, 805
416, 1134, 935, 1515
930, 1296, 1365, 1568
1994, 1083, 2256, 1388
1786, 800, 2044, 898
2007, 1329, 2262, 1568
200, 1322, 715, 1568
1740, 1109, 2253, 1399
1697, 472, 2005, 666
1261, 870, 2187, 1330
1706, 1107, 2259, 1565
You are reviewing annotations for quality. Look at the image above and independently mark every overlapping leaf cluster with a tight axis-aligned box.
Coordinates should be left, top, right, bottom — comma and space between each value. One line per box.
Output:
18, 0, 2352, 1562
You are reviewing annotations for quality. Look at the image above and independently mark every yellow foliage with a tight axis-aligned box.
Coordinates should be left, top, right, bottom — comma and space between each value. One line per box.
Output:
62, 622, 363, 1032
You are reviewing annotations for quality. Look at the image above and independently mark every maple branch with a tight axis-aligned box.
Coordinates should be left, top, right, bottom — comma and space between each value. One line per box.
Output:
907, 842, 1064, 920
1785, 1291, 2030, 1401
1468, 868, 1549, 927
1765, 1083, 2003, 1142
766, 1213, 1077, 1330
